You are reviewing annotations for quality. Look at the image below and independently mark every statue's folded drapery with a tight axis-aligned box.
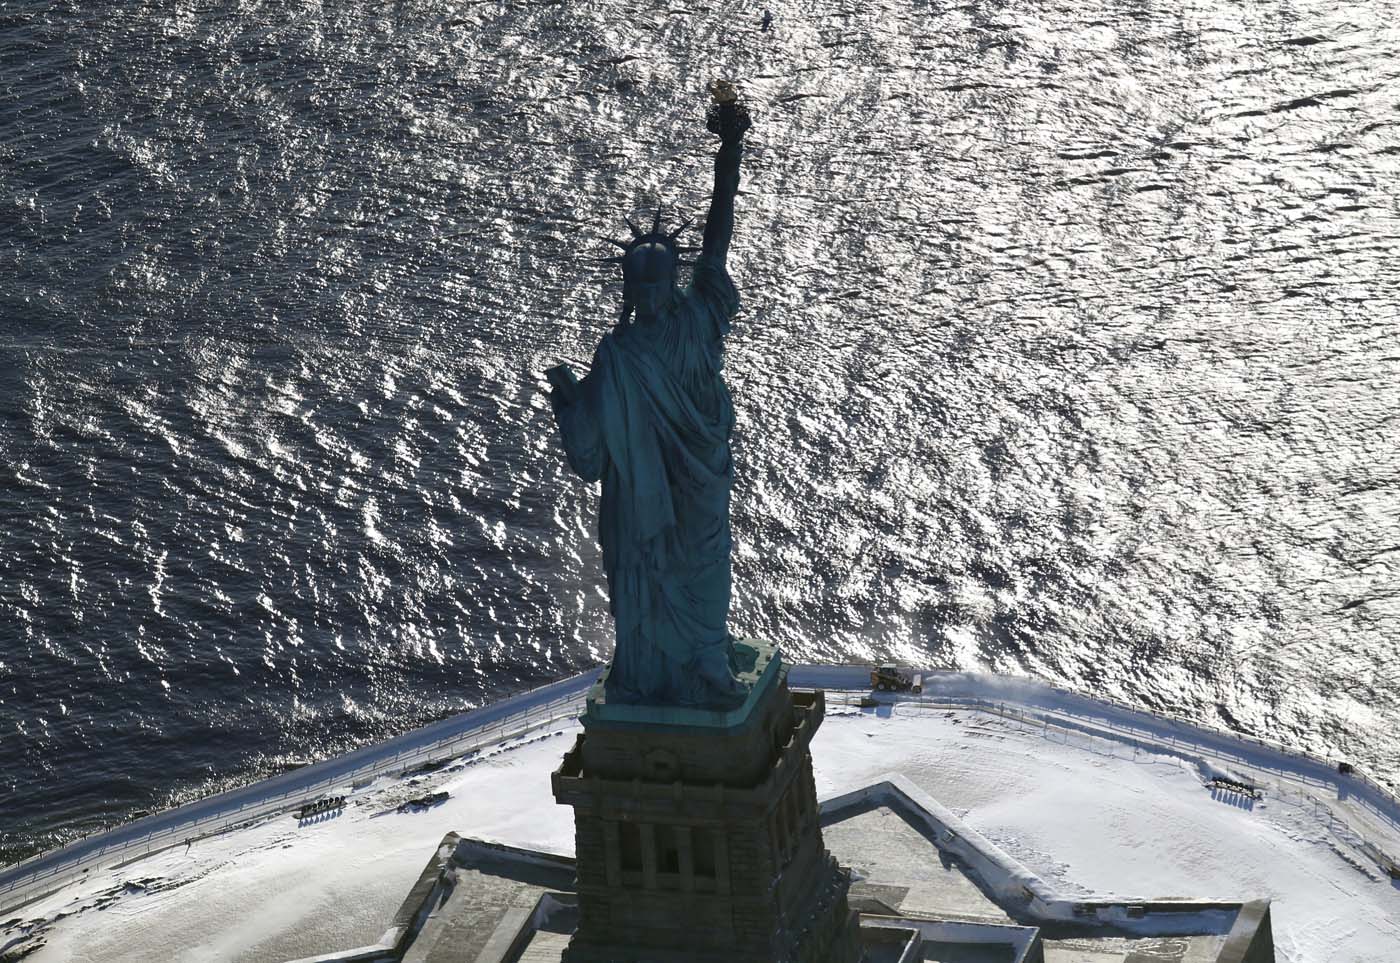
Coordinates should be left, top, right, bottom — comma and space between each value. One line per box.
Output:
553, 254, 743, 706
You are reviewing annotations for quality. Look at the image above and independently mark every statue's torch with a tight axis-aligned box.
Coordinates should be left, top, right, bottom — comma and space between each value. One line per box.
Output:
705, 80, 753, 141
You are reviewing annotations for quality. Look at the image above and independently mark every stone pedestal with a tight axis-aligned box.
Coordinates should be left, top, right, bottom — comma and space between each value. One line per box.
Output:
551, 641, 860, 963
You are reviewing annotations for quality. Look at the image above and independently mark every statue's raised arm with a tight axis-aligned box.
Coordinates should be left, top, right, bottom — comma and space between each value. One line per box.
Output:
701, 80, 752, 265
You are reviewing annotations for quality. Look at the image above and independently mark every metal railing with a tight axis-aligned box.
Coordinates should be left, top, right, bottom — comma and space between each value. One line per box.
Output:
802, 664, 1400, 818
0, 673, 596, 915
824, 687, 1400, 873
1034, 683, 1400, 808
5, 663, 1398, 915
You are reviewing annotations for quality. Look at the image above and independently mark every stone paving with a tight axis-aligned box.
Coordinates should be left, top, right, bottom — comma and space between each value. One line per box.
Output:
823, 802, 1013, 924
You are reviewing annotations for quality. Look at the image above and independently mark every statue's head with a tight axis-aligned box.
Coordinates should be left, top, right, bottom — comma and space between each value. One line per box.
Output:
602, 209, 698, 324
622, 240, 677, 316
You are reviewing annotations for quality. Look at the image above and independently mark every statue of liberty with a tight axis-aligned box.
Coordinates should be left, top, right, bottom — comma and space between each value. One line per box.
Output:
546, 82, 753, 709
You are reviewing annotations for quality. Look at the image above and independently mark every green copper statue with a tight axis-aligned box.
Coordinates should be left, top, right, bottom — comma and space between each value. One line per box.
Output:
547, 82, 753, 709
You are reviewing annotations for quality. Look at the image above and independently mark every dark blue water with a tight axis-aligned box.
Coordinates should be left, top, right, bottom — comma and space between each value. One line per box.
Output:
3, 0, 1398, 866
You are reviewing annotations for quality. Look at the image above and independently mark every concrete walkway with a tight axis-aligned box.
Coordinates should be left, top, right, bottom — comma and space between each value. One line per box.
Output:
5, 661, 1398, 917
0, 670, 599, 916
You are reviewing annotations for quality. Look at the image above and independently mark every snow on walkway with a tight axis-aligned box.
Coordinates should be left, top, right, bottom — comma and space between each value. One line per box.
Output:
0, 672, 596, 916
813, 705, 1400, 960
6, 689, 1399, 963
7, 728, 580, 963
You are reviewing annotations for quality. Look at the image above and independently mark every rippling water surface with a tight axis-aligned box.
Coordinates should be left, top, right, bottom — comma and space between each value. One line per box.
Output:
2, 0, 1397, 864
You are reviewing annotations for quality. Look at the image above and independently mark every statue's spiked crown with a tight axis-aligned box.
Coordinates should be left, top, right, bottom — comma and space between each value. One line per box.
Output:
599, 208, 702, 284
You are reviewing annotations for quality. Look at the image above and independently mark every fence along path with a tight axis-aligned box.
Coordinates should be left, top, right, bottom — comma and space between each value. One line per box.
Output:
791, 664, 1400, 829
5, 663, 1398, 915
0, 669, 600, 916
802, 667, 1400, 876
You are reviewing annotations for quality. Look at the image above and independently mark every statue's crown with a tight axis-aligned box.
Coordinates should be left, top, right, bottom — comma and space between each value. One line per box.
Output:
598, 208, 701, 276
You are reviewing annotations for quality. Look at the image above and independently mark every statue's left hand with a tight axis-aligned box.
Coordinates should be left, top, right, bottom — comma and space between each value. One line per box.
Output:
546, 364, 580, 407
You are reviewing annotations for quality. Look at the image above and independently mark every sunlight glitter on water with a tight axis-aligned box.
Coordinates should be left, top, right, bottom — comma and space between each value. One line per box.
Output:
0, 0, 1397, 865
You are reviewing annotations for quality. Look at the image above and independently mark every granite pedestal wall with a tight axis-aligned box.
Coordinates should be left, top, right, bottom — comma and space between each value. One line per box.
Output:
552, 641, 861, 963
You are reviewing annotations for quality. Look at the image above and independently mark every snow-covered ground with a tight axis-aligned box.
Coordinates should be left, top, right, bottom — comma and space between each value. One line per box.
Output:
3, 728, 581, 963
5, 685, 1399, 963
813, 705, 1400, 960
0, 671, 596, 917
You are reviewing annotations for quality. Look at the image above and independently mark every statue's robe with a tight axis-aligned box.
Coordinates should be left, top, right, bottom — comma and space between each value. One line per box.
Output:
552, 254, 742, 705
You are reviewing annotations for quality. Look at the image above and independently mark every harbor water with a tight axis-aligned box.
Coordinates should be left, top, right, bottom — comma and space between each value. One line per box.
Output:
1, 0, 1397, 864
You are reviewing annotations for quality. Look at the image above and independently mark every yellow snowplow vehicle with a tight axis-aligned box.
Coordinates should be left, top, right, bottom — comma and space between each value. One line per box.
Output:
870, 664, 922, 693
